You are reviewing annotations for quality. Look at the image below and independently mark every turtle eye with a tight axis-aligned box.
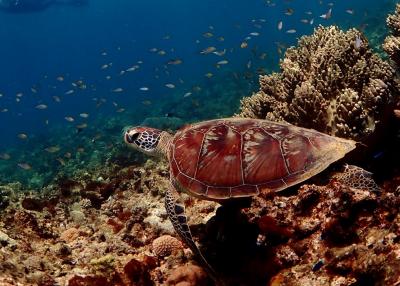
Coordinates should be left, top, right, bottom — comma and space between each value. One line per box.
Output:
126, 132, 140, 144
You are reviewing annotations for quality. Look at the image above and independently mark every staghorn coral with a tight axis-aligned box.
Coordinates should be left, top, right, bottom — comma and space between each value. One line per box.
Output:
239, 26, 397, 140
152, 235, 183, 257
383, 4, 400, 65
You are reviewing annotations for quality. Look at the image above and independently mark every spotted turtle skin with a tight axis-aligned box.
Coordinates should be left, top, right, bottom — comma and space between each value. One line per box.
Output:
169, 118, 356, 200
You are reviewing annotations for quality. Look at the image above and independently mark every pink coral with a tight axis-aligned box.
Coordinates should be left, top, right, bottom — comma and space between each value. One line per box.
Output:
152, 235, 183, 257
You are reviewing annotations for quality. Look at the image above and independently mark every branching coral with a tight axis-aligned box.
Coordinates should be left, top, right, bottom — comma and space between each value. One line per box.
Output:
239, 26, 397, 140
383, 4, 400, 65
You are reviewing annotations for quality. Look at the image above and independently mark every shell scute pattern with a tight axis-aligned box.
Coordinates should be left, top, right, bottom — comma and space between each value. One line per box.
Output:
169, 119, 354, 200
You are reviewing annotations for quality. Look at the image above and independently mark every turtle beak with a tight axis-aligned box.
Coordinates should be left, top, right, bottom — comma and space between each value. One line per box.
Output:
125, 130, 140, 144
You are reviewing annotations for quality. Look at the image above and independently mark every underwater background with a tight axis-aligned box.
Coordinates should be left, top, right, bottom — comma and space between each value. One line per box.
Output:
0, 0, 396, 187
1, 1, 400, 286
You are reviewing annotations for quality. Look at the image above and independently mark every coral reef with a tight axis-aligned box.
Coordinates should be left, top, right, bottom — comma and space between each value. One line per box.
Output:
383, 3, 400, 66
152, 235, 183, 257
0, 159, 217, 285
239, 26, 398, 140
0, 155, 398, 285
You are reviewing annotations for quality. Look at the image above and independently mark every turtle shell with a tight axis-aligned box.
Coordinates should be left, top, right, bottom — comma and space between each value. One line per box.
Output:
169, 118, 356, 200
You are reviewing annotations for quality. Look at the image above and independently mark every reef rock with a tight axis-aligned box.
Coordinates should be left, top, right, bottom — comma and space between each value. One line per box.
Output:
165, 264, 209, 286
239, 26, 398, 140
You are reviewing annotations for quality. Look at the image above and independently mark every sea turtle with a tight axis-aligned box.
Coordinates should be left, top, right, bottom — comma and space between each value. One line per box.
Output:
124, 118, 356, 276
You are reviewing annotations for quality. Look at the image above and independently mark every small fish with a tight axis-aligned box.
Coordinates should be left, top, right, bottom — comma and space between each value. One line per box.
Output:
64, 116, 75, 122
277, 21, 283, 30
286, 29, 297, 34
217, 60, 229, 65
205, 72, 213, 78
217, 36, 224, 41
31, 87, 37, 93
213, 49, 226, 56
16, 93, 23, 98
142, 100, 152, 105
56, 158, 65, 166
64, 152, 72, 159
247, 60, 252, 69
106, 75, 112, 80
1, 108, 8, 113
165, 83, 175, 89
52, 96, 61, 102
79, 113, 89, 118
249, 32, 260, 36
101, 64, 109, 70
203, 32, 213, 38
56, 76, 64, 82
167, 59, 183, 65
310, 18, 314, 25
18, 163, 32, 170
183, 92, 192, 98
200, 46, 216, 54
45, 146, 60, 153
17, 133, 28, 140
139, 87, 149, 91
284, 8, 294, 16
101, 52, 107, 56
300, 19, 309, 24
312, 259, 324, 272
65, 90, 74, 95
126, 65, 139, 72
116, 108, 125, 113
35, 104, 48, 110
345, 9, 354, 15
76, 123, 88, 131
320, 8, 332, 19
157, 50, 166, 56
149, 48, 158, 52
355, 35, 362, 49
112, 88, 124, 93
0, 153, 10, 160
240, 42, 248, 48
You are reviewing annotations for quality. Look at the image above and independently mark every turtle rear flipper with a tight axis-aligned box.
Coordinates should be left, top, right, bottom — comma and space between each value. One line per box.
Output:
165, 184, 219, 283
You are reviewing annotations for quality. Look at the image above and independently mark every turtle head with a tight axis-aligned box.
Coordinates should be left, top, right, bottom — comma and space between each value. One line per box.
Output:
124, 126, 170, 157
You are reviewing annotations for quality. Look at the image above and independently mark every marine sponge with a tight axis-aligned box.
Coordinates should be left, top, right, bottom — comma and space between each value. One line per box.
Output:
383, 4, 400, 65
239, 26, 397, 140
152, 235, 183, 257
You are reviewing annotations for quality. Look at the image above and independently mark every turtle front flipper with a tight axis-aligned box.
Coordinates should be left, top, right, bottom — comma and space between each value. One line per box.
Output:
165, 183, 218, 282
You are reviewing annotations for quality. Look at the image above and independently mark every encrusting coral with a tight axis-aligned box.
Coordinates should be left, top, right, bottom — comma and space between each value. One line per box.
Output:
239, 26, 398, 140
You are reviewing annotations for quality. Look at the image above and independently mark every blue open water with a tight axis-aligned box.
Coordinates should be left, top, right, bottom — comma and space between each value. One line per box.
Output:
0, 0, 396, 186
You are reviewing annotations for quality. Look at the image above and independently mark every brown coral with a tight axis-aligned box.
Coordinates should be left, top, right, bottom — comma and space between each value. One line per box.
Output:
383, 4, 400, 65
165, 264, 209, 286
239, 26, 397, 140
152, 235, 183, 257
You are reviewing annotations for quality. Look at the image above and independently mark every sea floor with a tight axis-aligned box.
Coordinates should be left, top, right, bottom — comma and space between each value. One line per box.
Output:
0, 155, 399, 286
